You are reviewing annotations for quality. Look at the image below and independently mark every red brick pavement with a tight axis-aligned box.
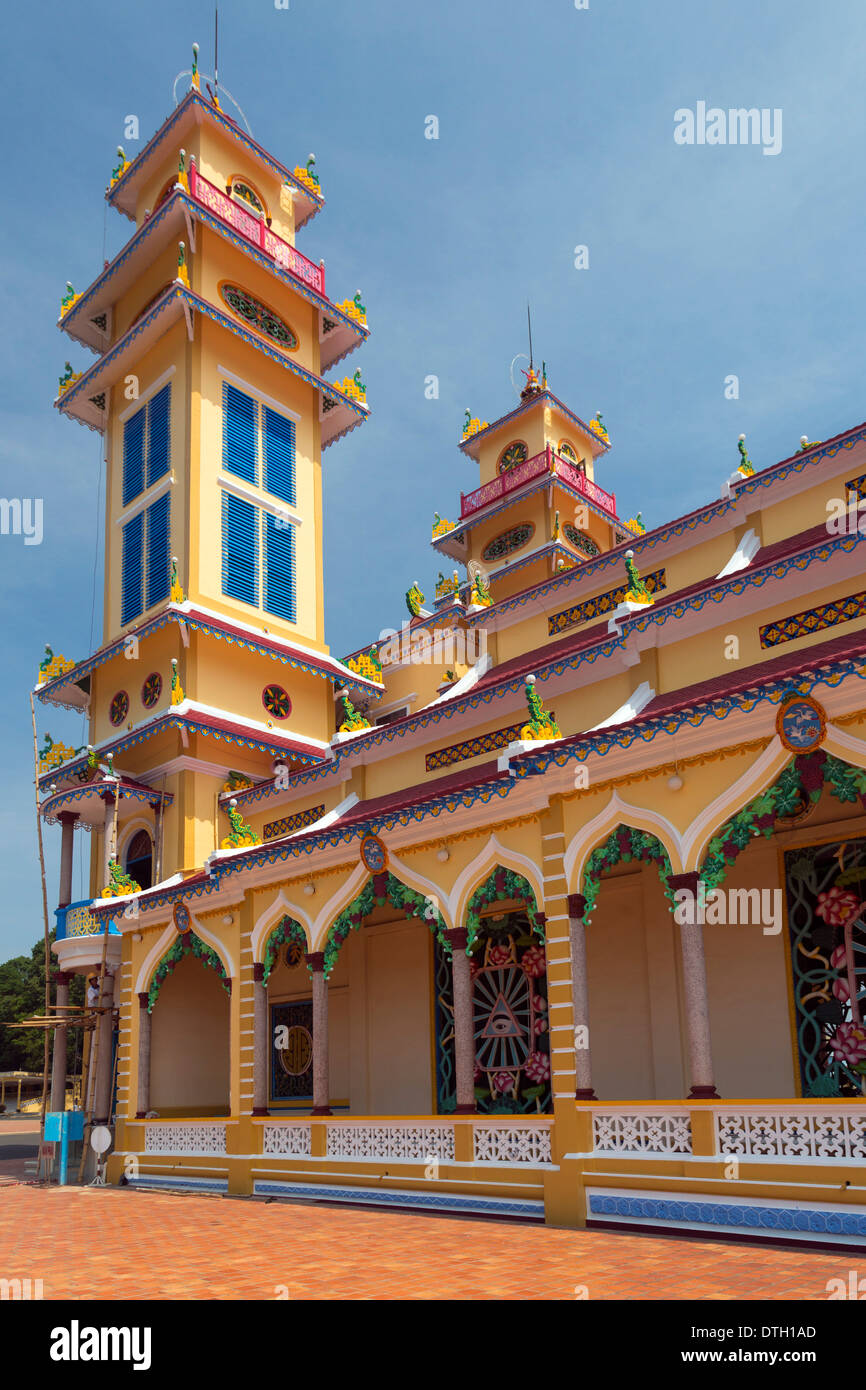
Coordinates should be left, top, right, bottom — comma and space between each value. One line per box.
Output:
0, 1184, 855, 1300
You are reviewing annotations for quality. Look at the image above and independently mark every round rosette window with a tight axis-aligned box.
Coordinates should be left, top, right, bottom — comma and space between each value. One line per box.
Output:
109, 691, 130, 727
141, 672, 162, 709
262, 684, 292, 720
497, 440, 528, 474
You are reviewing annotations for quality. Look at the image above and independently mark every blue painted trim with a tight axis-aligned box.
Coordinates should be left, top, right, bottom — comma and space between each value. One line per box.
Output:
125, 1175, 228, 1193
252, 1179, 544, 1218
588, 1192, 866, 1241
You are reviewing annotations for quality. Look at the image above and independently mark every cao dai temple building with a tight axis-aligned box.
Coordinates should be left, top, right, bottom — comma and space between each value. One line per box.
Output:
36, 59, 866, 1242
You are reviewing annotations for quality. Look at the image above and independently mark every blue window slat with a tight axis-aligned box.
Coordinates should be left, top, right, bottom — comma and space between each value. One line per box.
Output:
145, 493, 171, 610
263, 511, 296, 622
221, 492, 258, 606
263, 406, 296, 506
146, 384, 171, 488
223, 382, 258, 486
122, 409, 145, 507
121, 513, 144, 625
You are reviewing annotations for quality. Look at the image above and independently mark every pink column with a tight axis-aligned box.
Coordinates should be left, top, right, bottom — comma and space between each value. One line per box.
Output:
445, 928, 476, 1114
135, 993, 151, 1118
305, 952, 331, 1116
567, 893, 597, 1100
668, 872, 719, 1099
58, 812, 78, 908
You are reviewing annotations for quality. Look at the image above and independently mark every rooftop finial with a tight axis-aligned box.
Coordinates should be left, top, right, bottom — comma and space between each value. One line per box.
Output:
191, 41, 200, 89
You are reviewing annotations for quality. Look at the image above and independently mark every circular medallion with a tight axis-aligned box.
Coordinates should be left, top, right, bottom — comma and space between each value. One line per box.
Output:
262, 684, 292, 719
278, 1025, 313, 1077
219, 282, 298, 349
173, 900, 192, 935
141, 672, 162, 709
498, 440, 528, 474
776, 694, 826, 753
109, 691, 129, 727
360, 834, 387, 873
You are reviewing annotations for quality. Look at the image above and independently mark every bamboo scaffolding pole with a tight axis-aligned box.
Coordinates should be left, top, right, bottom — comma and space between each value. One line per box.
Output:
29, 691, 52, 1129
78, 784, 119, 1182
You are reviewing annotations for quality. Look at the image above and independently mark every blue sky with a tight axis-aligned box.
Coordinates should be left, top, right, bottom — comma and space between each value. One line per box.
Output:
1, 0, 864, 955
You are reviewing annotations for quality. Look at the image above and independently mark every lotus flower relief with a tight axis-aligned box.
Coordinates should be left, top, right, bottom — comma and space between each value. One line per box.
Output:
815, 886, 860, 926
829, 1021, 866, 1070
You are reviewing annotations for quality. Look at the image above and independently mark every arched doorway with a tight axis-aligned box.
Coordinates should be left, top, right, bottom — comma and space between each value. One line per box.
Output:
148, 946, 230, 1116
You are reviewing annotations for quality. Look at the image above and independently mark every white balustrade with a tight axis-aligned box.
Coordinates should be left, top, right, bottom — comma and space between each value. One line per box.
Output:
473, 1123, 553, 1164
592, 1110, 692, 1156
715, 1108, 866, 1161
143, 1122, 227, 1156
262, 1123, 312, 1157
326, 1123, 455, 1162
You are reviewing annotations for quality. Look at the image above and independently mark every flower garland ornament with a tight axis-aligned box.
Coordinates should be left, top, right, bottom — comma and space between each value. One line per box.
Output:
220, 798, 260, 850
323, 871, 448, 976
101, 859, 141, 898
737, 434, 755, 475
148, 933, 230, 1012
623, 550, 653, 605
337, 690, 371, 733
464, 867, 544, 948
170, 658, 184, 706
581, 827, 675, 921
520, 674, 561, 741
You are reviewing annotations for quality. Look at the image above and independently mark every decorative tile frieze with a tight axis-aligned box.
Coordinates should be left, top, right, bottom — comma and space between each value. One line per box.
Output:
264, 804, 326, 841
759, 588, 866, 648
426, 713, 555, 771
548, 569, 666, 635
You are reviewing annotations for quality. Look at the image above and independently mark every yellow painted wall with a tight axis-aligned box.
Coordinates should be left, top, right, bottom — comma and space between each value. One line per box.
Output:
149, 953, 230, 1114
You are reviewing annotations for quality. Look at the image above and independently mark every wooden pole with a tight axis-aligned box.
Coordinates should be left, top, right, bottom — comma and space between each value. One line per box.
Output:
29, 691, 52, 1128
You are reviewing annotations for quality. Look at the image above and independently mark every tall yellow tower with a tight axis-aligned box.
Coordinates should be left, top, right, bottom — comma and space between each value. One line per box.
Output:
43, 71, 378, 896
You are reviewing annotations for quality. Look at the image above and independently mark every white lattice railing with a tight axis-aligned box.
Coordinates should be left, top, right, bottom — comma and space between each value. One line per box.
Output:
473, 1122, 553, 1165
715, 1108, 866, 1161
143, 1122, 227, 1156
592, 1110, 692, 1156
262, 1123, 312, 1157
326, 1123, 456, 1162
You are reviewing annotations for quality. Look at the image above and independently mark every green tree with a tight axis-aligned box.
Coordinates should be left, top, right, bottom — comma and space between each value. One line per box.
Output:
0, 933, 84, 1079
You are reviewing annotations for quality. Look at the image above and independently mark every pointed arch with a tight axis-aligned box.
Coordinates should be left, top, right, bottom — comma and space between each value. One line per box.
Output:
320, 867, 449, 977
451, 836, 545, 936
251, 889, 313, 965
146, 932, 231, 1012
681, 736, 791, 872
134, 906, 236, 995
564, 792, 685, 896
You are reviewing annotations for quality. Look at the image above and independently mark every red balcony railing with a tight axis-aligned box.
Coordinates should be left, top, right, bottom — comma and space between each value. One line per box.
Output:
188, 162, 325, 296
459, 447, 616, 521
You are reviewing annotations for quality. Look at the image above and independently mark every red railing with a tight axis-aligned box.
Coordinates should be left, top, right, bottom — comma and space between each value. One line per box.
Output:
460, 447, 616, 520
188, 162, 325, 296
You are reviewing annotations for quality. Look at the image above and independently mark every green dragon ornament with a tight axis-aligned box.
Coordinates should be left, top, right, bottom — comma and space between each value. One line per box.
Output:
520, 674, 560, 741
623, 549, 653, 605
737, 434, 755, 475
102, 859, 141, 898
405, 581, 425, 617
338, 691, 371, 733
220, 798, 261, 850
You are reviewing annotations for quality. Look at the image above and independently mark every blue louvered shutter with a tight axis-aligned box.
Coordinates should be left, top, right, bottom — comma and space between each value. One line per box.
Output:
263, 406, 296, 505
121, 513, 144, 624
222, 382, 258, 485
263, 511, 296, 621
145, 493, 171, 609
146, 384, 171, 487
221, 491, 258, 605
122, 408, 145, 506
